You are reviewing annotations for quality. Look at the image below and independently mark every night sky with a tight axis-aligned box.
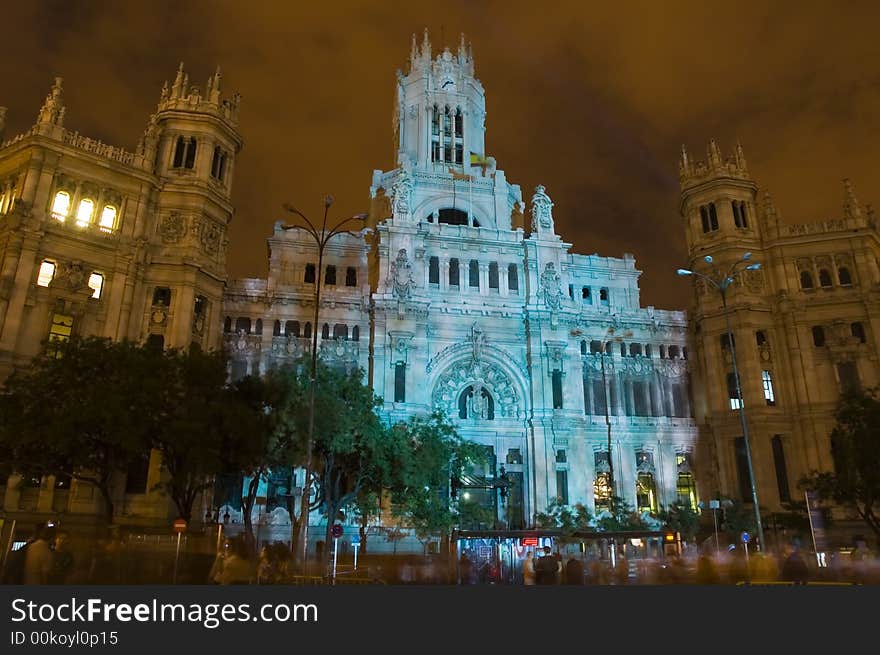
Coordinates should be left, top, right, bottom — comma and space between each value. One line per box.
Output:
3, 2, 879, 310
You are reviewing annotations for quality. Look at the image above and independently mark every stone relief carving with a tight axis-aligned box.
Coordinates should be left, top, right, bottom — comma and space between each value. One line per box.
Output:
432, 359, 520, 420
390, 248, 416, 300
198, 218, 222, 254
52, 260, 89, 293
470, 322, 485, 363
160, 212, 186, 243
391, 164, 414, 219
540, 262, 564, 311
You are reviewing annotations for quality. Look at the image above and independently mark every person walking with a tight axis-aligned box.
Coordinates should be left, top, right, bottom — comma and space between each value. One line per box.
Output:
564, 555, 584, 585
522, 550, 536, 585
535, 546, 559, 585
23, 523, 53, 585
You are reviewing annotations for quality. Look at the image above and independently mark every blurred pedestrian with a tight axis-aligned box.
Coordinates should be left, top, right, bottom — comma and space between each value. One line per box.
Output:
48, 530, 74, 584
564, 555, 584, 585
780, 545, 810, 584
535, 546, 559, 585
218, 537, 254, 585
522, 550, 536, 585
458, 550, 473, 585
23, 523, 53, 585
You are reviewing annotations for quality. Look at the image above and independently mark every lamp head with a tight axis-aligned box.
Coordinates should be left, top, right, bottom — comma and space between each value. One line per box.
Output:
324, 195, 335, 207
746, 263, 762, 270
704, 255, 713, 264
743, 252, 752, 261
676, 269, 693, 276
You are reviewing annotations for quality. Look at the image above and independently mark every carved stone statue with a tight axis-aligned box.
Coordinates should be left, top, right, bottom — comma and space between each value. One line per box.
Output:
470, 322, 485, 363
390, 248, 415, 300
468, 382, 489, 420
391, 164, 414, 219
531, 184, 554, 232
540, 262, 563, 311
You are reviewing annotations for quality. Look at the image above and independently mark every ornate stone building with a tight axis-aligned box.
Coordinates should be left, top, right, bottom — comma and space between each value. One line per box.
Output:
223, 33, 697, 530
680, 142, 880, 530
0, 66, 242, 523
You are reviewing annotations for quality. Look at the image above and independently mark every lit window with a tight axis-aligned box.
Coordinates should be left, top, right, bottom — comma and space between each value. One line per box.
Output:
594, 472, 611, 513
88, 273, 104, 299
762, 370, 775, 406
37, 260, 56, 287
727, 372, 743, 410
99, 205, 117, 232
51, 191, 71, 221
47, 313, 74, 357
76, 198, 94, 227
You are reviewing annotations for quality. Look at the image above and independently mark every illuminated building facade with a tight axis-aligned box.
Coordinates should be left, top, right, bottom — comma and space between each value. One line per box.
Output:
223, 33, 698, 533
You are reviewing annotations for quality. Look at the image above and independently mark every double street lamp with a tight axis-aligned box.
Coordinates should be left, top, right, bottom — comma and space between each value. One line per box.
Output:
676, 252, 765, 551
281, 197, 367, 571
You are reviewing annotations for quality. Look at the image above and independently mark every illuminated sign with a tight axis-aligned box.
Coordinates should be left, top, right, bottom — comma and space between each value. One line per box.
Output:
521, 537, 538, 546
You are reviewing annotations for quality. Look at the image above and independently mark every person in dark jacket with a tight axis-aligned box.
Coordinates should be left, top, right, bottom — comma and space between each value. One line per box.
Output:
535, 546, 559, 585
564, 555, 584, 584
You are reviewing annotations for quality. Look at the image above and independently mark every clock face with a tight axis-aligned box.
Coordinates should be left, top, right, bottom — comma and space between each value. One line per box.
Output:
151, 309, 166, 324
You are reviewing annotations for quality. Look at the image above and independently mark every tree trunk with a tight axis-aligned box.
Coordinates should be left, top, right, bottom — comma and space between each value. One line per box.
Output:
242, 474, 260, 551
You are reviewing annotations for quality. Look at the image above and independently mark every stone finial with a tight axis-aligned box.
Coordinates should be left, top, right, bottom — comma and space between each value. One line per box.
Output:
679, 144, 691, 178
707, 139, 722, 168
735, 141, 748, 172
208, 66, 222, 104
410, 32, 419, 68
36, 76, 65, 127
458, 32, 467, 63
530, 184, 555, 232
843, 178, 863, 220
171, 62, 185, 99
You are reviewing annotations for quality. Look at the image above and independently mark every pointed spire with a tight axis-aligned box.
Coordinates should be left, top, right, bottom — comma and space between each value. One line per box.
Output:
708, 139, 722, 168
160, 80, 169, 103
209, 66, 221, 104
171, 62, 185, 99
679, 144, 690, 175
735, 141, 748, 172
843, 178, 863, 220
458, 32, 467, 63
421, 28, 431, 59
410, 32, 418, 67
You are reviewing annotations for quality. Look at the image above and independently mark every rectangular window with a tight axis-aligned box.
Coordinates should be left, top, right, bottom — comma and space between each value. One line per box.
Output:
592, 378, 606, 415
733, 437, 753, 503
556, 449, 567, 463
771, 435, 790, 503
429, 257, 439, 285
37, 260, 56, 287
837, 361, 860, 395
583, 376, 593, 415
506, 448, 522, 465
325, 265, 336, 286
762, 370, 775, 406
47, 313, 74, 356
304, 263, 316, 284
507, 264, 518, 292
394, 362, 406, 403
152, 287, 172, 306
345, 267, 357, 287
727, 372, 742, 410
551, 370, 563, 409
556, 470, 569, 505
88, 273, 103, 299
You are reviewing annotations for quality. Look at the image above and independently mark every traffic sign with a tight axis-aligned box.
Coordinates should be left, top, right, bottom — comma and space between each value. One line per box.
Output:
741, 531, 750, 543
351, 534, 360, 545
173, 518, 187, 533
331, 524, 343, 539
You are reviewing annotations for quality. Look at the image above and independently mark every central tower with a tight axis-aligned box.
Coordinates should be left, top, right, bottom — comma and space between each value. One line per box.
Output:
395, 30, 486, 170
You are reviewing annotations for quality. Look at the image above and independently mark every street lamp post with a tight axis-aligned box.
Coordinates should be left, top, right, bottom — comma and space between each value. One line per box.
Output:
281, 197, 367, 572
677, 252, 765, 550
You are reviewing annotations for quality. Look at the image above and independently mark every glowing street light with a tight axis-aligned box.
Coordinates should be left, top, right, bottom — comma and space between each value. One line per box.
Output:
677, 252, 765, 550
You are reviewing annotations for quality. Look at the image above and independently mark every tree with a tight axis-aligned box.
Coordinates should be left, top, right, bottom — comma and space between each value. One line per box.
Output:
535, 499, 593, 543
0, 337, 158, 524
149, 347, 231, 523
719, 499, 756, 542
801, 388, 880, 538
657, 502, 701, 541
594, 496, 647, 532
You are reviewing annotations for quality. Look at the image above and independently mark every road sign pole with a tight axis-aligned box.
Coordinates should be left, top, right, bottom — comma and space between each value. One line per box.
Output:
353, 543, 359, 570
332, 537, 339, 584
713, 509, 719, 554
173, 531, 182, 584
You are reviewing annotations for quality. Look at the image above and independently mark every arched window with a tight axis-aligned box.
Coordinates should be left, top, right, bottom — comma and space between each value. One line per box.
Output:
457, 385, 495, 420
99, 205, 117, 232
223, 317, 232, 333
51, 191, 71, 221
303, 322, 312, 339
580, 341, 587, 356
449, 258, 460, 287
818, 269, 833, 288
254, 319, 263, 335
345, 267, 357, 287
590, 341, 602, 354
469, 260, 479, 288
636, 472, 657, 512
676, 469, 697, 510
599, 288, 609, 304
630, 343, 642, 357
321, 323, 330, 339
74, 198, 94, 227
352, 325, 360, 341
756, 330, 767, 346
488, 262, 499, 290
582, 287, 591, 302
800, 270, 814, 289
508, 264, 519, 293
851, 322, 866, 343
304, 263, 316, 284
732, 200, 748, 228
325, 265, 336, 286
619, 343, 627, 357
812, 326, 825, 347
234, 317, 251, 334
273, 320, 281, 336
211, 146, 227, 180
173, 136, 197, 170
333, 324, 348, 340
645, 344, 653, 358
668, 345, 681, 359
437, 208, 470, 226
286, 320, 300, 338
838, 267, 852, 286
